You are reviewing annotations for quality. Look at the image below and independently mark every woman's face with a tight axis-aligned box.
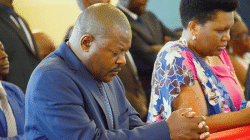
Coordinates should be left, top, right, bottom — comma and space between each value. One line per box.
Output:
229, 21, 250, 54
191, 11, 234, 58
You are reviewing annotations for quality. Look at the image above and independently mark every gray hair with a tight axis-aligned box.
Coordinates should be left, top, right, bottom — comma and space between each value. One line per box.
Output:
70, 3, 131, 45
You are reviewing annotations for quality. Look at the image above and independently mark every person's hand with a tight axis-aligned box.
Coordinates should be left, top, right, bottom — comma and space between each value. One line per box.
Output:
150, 36, 172, 51
164, 36, 172, 44
166, 108, 210, 140
151, 45, 163, 51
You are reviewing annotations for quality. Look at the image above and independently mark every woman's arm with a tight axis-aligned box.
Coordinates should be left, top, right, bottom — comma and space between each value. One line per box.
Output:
173, 80, 250, 133
206, 107, 250, 133
173, 80, 208, 116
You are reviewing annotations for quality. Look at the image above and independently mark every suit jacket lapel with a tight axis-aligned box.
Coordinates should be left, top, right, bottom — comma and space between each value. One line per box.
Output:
18, 16, 39, 55
56, 41, 114, 130
140, 13, 158, 42
83, 80, 114, 130
121, 11, 155, 44
0, 9, 35, 54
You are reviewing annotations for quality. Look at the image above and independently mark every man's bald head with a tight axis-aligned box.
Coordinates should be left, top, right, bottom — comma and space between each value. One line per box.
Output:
76, 0, 111, 11
68, 3, 132, 82
69, 3, 131, 47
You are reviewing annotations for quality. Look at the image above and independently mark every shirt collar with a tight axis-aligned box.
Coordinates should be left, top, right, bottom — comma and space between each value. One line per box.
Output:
117, 4, 138, 20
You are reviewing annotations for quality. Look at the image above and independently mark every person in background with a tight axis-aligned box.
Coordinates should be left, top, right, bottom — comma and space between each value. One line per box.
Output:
118, 52, 148, 121
0, 41, 25, 139
147, 0, 250, 134
64, 0, 111, 39
237, 0, 250, 32
117, 0, 180, 105
33, 30, 56, 60
0, 0, 41, 92
25, 4, 209, 140
227, 12, 250, 91
244, 64, 250, 101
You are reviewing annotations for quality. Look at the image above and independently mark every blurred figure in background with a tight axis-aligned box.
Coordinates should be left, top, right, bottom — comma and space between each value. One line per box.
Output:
33, 30, 56, 60
244, 64, 250, 101
0, 0, 41, 92
237, 0, 250, 32
227, 12, 250, 92
64, 0, 111, 39
118, 52, 148, 121
0, 41, 25, 139
117, 0, 180, 105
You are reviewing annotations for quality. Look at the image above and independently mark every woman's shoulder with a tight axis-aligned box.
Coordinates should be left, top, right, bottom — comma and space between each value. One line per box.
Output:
2, 81, 23, 93
157, 41, 194, 62
161, 41, 186, 51
158, 41, 185, 55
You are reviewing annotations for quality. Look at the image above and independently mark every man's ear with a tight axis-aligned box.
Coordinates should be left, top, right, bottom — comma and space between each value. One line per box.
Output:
80, 34, 93, 52
188, 21, 199, 37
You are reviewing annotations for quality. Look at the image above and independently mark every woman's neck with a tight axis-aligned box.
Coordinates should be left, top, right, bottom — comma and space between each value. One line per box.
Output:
181, 30, 206, 59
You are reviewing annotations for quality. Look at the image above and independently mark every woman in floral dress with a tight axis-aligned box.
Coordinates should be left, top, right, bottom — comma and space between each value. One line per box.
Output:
147, 0, 250, 133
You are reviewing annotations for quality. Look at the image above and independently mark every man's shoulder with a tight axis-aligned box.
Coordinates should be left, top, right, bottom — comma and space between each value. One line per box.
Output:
2, 81, 24, 99
142, 11, 159, 20
2, 81, 22, 90
36, 53, 69, 73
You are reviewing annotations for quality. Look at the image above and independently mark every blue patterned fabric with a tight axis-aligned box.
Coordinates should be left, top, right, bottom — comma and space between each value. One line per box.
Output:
97, 82, 114, 129
147, 41, 247, 123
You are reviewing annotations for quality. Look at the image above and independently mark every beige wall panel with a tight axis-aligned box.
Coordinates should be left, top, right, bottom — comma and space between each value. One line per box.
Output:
13, 0, 118, 45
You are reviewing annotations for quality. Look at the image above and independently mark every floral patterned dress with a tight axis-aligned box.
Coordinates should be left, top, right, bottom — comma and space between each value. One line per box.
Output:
147, 41, 248, 123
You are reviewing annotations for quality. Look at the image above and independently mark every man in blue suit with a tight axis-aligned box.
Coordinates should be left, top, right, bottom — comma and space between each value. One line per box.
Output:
25, 4, 210, 140
0, 41, 25, 139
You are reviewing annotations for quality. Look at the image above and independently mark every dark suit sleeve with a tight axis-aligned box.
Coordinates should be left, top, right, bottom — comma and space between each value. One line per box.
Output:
118, 62, 148, 121
244, 64, 250, 101
25, 70, 171, 140
130, 12, 180, 70
130, 31, 159, 68
146, 11, 180, 41
161, 22, 180, 41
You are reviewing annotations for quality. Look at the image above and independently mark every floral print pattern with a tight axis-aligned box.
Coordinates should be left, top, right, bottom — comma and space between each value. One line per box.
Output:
147, 41, 248, 123
147, 42, 195, 123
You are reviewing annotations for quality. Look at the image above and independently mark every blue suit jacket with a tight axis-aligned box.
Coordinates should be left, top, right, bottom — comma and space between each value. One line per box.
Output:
0, 81, 25, 140
25, 40, 171, 140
